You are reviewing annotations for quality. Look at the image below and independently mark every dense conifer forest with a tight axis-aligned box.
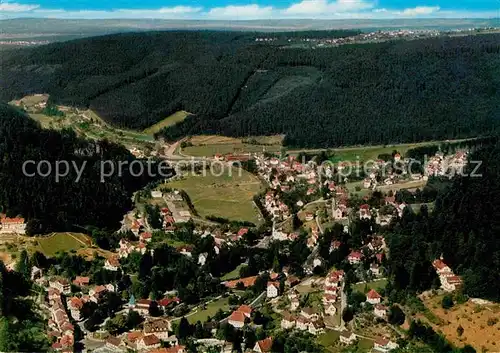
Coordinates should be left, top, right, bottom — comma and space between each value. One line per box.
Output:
0, 104, 157, 232
1, 31, 499, 147
385, 144, 500, 302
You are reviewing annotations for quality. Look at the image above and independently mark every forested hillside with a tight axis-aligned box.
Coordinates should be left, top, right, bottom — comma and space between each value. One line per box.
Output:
0, 260, 48, 351
1, 31, 499, 147
386, 144, 500, 302
0, 104, 157, 233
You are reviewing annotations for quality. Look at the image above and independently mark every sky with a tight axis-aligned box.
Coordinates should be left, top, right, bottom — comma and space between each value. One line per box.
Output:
0, 0, 499, 20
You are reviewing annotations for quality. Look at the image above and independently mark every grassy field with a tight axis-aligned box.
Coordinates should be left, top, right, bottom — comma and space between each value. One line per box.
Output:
164, 168, 263, 224
185, 297, 230, 324
221, 263, 246, 281
317, 330, 341, 353
182, 135, 283, 157
143, 110, 191, 135
419, 295, 500, 352
183, 142, 281, 157
31, 232, 92, 257
352, 279, 388, 293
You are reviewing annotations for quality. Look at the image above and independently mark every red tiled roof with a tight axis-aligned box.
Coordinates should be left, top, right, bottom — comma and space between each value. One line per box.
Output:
237, 228, 249, 237
157, 297, 180, 307
127, 331, 143, 342
73, 276, 90, 286
237, 305, 252, 315
432, 259, 448, 270
348, 251, 362, 259
256, 337, 273, 353
69, 297, 83, 309
367, 289, 382, 299
1, 216, 24, 224
142, 334, 160, 346
229, 311, 246, 323
224, 276, 257, 289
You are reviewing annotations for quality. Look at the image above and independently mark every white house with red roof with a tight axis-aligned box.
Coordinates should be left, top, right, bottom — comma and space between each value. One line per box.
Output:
432, 259, 451, 274
359, 204, 371, 220
366, 289, 382, 305
267, 282, 279, 298
140, 232, 152, 243
254, 337, 273, 353
228, 311, 246, 328
373, 336, 399, 352
236, 305, 253, 318
348, 251, 363, 264
104, 256, 120, 271
374, 304, 388, 319
0, 216, 26, 234
136, 334, 161, 351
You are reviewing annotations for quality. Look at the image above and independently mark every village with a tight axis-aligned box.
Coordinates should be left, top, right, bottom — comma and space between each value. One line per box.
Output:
0, 138, 479, 353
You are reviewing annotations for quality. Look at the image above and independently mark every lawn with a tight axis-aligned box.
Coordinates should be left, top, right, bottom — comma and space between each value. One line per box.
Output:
143, 110, 191, 135
317, 330, 341, 353
183, 143, 281, 157
182, 135, 282, 157
185, 297, 230, 324
32, 232, 92, 257
221, 263, 246, 281
352, 279, 388, 293
164, 168, 263, 224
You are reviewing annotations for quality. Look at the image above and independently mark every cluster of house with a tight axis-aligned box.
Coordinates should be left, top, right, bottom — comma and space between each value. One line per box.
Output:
263, 190, 291, 221
0, 214, 26, 234
340, 331, 399, 353
45, 278, 74, 351
344, 235, 385, 270
101, 317, 182, 352
255, 155, 320, 220
425, 151, 468, 177
322, 269, 345, 315
358, 197, 408, 227
116, 237, 149, 259
199, 226, 250, 250
432, 258, 463, 292
280, 307, 326, 336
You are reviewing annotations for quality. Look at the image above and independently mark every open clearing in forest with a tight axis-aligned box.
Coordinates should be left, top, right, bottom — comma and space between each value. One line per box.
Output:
143, 110, 192, 135
164, 168, 263, 224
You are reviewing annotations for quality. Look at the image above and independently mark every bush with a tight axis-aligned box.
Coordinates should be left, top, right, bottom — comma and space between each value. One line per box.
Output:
441, 295, 454, 309
487, 317, 498, 326
388, 305, 406, 326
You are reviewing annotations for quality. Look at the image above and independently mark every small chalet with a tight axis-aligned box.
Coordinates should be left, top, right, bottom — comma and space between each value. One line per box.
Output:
366, 289, 382, 305
228, 311, 246, 328
267, 282, 279, 298
374, 304, 388, 319
236, 305, 253, 318
340, 330, 357, 345
254, 337, 273, 353
137, 334, 161, 351
73, 276, 90, 287
347, 251, 363, 264
104, 256, 120, 271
